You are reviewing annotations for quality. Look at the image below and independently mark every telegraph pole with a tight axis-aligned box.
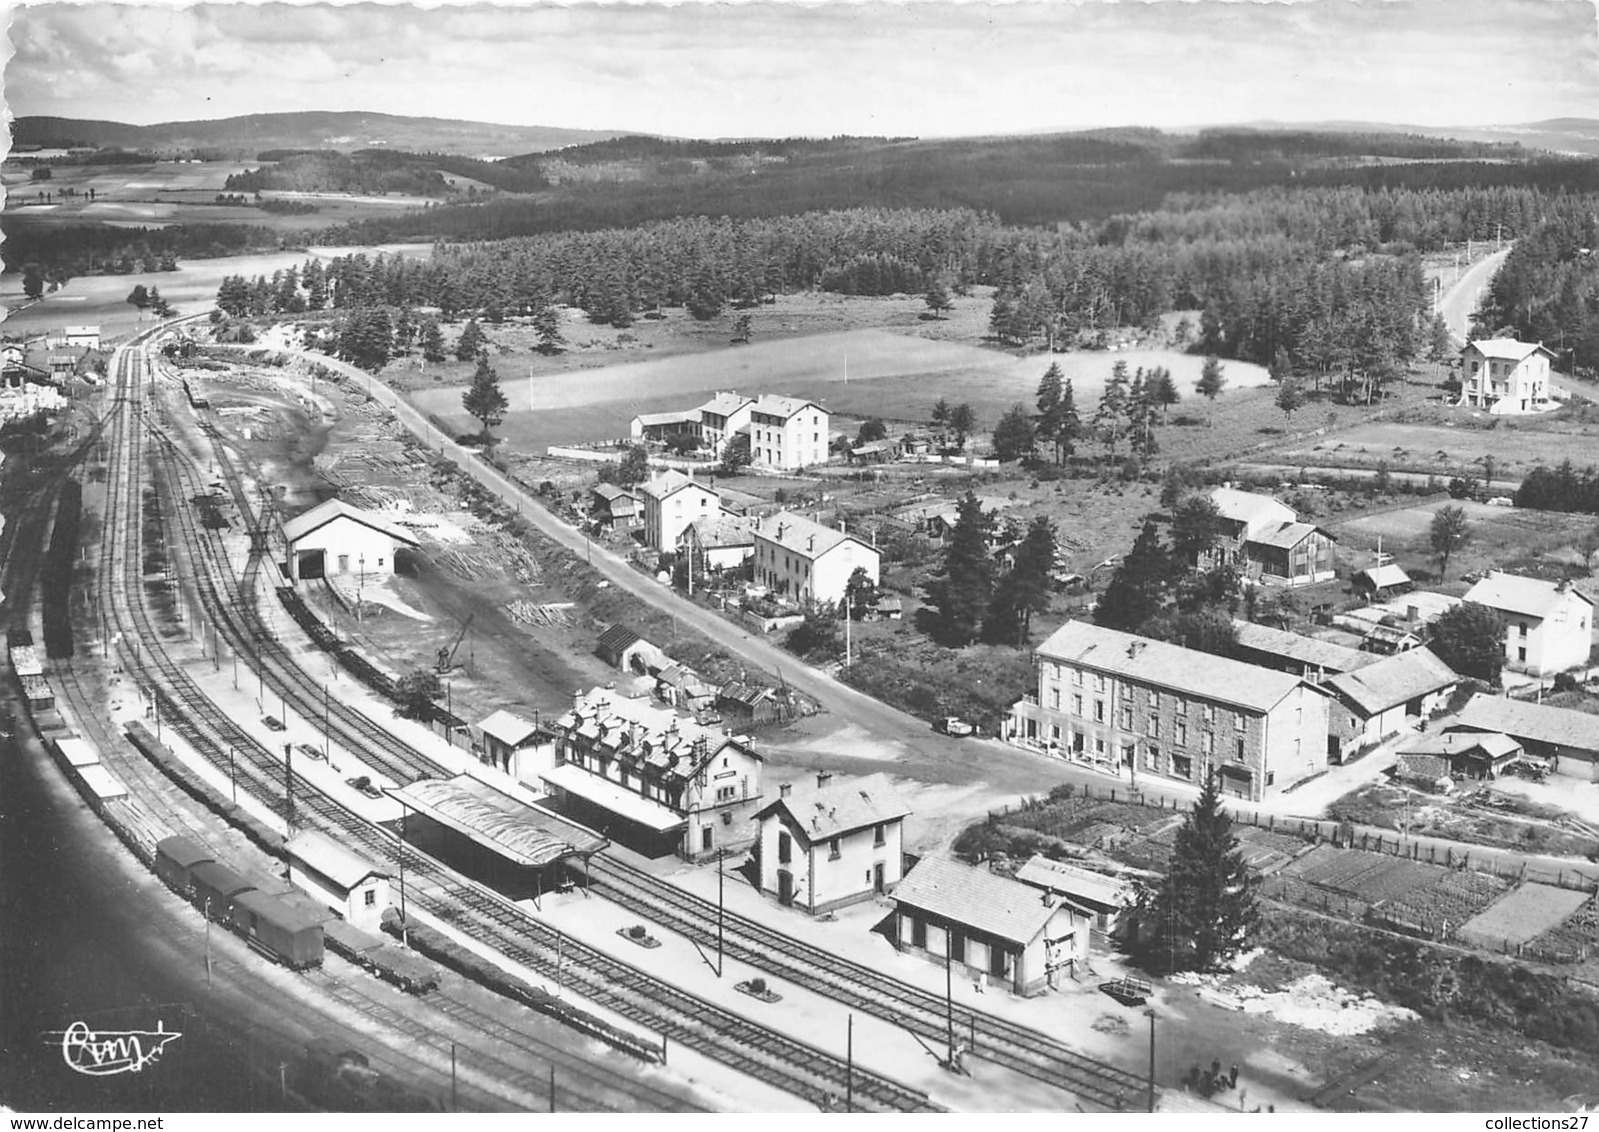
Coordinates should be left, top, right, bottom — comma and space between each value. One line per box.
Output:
283, 742, 294, 830
717, 849, 725, 978
845, 1014, 853, 1112
1145, 1009, 1157, 1113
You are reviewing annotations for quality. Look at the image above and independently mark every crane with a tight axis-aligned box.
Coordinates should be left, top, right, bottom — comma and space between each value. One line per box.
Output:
435, 613, 474, 673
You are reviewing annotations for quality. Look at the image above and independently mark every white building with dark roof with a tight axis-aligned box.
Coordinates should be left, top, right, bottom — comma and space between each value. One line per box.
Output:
695, 391, 755, 457
748, 395, 828, 470
285, 829, 391, 932
891, 856, 1091, 996
1462, 571, 1594, 676
1009, 620, 1330, 799
476, 709, 544, 775
1459, 339, 1556, 414
281, 498, 420, 583
751, 510, 880, 606
752, 771, 911, 914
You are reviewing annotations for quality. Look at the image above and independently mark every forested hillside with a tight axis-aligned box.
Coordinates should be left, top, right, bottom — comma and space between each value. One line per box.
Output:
1472, 198, 1599, 377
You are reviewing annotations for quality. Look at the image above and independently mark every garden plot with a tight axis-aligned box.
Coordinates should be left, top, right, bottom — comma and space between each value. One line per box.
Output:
1529, 896, 1599, 961
1375, 870, 1511, 939
1458, 883, 1592, 951
1289, 845, 1444, 902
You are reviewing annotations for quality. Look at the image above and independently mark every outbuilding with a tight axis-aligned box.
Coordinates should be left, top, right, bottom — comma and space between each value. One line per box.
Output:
1324, 647, 1458, 761
891, 855, 1091, 996
477, 709, 543, 774
281, 498, 419, 584
1449, 693, 1599, 780
285, 829, 392, 933
1012, 856, 1134, 933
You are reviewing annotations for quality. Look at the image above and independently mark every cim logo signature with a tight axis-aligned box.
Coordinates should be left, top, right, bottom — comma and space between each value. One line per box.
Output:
45, 1020, 183, 1076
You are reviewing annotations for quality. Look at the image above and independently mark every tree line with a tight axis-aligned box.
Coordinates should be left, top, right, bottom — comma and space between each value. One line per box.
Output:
1472, 198, 1599, 378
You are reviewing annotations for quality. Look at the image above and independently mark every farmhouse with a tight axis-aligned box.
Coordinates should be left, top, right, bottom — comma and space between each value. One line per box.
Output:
285, 829, 390, 933
1323, 647, 1458, 762
748, 395, 828, 471
891, 856, 1091, 996
1230, 621, 1376, 682
281, 498, 419, 584
751, 510, 880, 607
1458, 338, 1556, 414
540, 687, 764, 860
752, 771, 911, 914
1448, 694, 1599, 780
1008, 620, 1330, 800
1200, 487, 1335, 586
1462, 571, 1593, 676
636, 470, 719, 552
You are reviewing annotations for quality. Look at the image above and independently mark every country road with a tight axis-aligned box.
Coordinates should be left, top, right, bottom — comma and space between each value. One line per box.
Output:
1437, 246, 1511, 344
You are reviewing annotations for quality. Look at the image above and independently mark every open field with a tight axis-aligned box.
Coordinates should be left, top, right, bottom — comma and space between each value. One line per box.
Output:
3, 160, 434, 233
412, 325, 1269, 453
1459, 883, 1591, 950
0, 243, 431, 339
1278, 413, 1599, 482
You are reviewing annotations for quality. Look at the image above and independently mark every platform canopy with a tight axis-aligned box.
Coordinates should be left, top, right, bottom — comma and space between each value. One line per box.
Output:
540, 764, 687, 833
389, 775, 607, 868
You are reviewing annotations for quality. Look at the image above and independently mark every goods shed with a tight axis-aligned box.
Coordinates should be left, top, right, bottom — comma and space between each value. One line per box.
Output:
891, 855, 1091, 996
282, 498, 419, 584
390, 775, 608, 899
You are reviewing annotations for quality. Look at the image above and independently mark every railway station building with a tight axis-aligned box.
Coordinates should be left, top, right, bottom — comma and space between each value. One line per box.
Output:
539, 687, 764, 861
891, 856, 1091, 996
751, 771, 911, 914
282, 498, 419, 584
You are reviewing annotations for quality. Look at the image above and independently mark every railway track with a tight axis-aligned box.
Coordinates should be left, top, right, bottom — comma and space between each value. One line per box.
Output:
584, 855, 1149, 1110
97, 337, 939, 1113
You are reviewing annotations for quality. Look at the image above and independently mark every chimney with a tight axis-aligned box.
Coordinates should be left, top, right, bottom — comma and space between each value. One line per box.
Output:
573, 689, 584, 711
817, 770, 832, 789
779, 783, 792, 798
807, 534, 815, 552
1040, 890, 1052, 906
777, 522, 787, 539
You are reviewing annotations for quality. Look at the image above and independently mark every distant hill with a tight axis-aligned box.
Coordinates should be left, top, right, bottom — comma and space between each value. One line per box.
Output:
10, 111, 641, 158
1228, 118, 1599, 157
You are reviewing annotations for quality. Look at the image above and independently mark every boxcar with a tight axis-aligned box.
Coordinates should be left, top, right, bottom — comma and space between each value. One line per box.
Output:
228, 890, 325, 970
154, 836, 216, 895
190, 861, 254, 917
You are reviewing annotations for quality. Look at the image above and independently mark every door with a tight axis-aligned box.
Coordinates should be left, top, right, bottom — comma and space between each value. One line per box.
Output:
873, 862, 886, 894
296, 549, 325, 580
777, 869, 793, 906
990, 944, 1007, 978
701, 826, 714, 853
338, 554, 350, 574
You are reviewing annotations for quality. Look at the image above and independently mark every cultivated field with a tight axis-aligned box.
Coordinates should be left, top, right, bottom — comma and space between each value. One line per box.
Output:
412, 325, 1270, 453
1279, 416, 1599, 481
1458, 883, 1591, 950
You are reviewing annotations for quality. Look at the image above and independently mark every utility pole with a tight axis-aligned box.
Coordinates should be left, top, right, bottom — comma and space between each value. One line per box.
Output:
1145, 1008, 1157, 1113
228, 746, 236, 806
324, 683, 331, 761
945, 943, 955, 1069
844, 594, 852, 667
845, 1013, 853, 1112
396, 805, 409, 948
717, 849, 725, 978
451, 1042, 457, 1110
204, 898, 212, 988
283, 742, 294, 830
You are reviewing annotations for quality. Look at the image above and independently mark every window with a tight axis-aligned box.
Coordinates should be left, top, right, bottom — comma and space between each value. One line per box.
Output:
912, 918, 927, 948
1147, 717, 1160, 738
364, 889, 376, 907
1203, 703, 1216, 725
1093, 673, 1107, 693
1095, 737, 1106, 755
1519, 621, 1529, 637
1148, 689, 1160, 709
1203, 732, 1215, 756
1050, 724, 1061, 746
1072, 694, 1083, 716
1049, 688, 1060, 710
829, 837, 841, 860
1267, 771, 1276, 787
778, 832, 792, 864
1073, 668, 1084, 686
1120, 705, 1133, 730
1235, 712, 1246, 732
1094, 700, 1105, 723
1144, 744, 1159, 770
1176, 720, 1187, 746
949, 931, 966, 963
1518, 646, 1528, 663
1235, 736, 1246, 760
1176, 697, 1188, 716
1173, 754, 1193, 779
874, 823, 886, 847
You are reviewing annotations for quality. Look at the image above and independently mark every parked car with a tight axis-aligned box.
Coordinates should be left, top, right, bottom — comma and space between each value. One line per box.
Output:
262, 716, 286, 732
346, 775, 384, 799
937, 717, 975, 738
295, 742, 326, 762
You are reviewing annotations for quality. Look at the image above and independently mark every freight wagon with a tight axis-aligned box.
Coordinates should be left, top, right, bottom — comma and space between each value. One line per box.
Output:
155, 838, 325, 971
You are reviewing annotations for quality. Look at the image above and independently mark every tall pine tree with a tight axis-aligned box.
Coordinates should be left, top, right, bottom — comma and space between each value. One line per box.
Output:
462, 353, 509, 439
1035, 362, 1064, 463
1092, 519, 1172, 632
1135, 773, 1258, 974
925, 490, 994, 646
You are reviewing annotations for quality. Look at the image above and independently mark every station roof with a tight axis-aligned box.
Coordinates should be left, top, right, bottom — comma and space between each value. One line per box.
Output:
390, 775, 607, 868
286, 829, 389, 891
540, 764, 686, 832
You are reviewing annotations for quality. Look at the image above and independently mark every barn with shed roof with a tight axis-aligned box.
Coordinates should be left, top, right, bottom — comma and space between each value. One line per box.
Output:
1449, 693, 1599, 780
281, 498, 419, 584
891, 855, 1090, 996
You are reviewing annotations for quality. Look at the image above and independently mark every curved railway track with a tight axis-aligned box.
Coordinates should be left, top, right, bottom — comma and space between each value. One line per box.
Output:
141, 336, 1153, 1111
98, 337, 938, 1114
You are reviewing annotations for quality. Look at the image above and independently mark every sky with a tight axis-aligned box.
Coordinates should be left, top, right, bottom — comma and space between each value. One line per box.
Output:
5, 0, 1599, 138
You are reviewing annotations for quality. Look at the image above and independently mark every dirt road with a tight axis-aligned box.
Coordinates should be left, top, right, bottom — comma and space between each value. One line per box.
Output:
1437, 246, 1511, 344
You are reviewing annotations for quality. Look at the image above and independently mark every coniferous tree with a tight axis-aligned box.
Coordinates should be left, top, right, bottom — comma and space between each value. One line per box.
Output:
991, 404, 1036, 463
1150, 366, 1180, 420
533, 304, 566, 355
986, 516, 1056, 645
925, 490, 994, 646
1197, 355, 1227, 425
455, 318, 486, 362
462, 353, 509, 438
420, 317, 446, 363
925, 276, 954, 319
1275, 376, 1305, 427
1135, 772, 1258, 974
1095, 361, 1131, 463
1093, 519, 1172, 632
1035, 362, 1064, 463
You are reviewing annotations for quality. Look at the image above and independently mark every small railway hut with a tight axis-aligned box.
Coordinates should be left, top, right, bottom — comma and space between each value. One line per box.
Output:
286, 829, 392, 933
281, 498, 419, 584
891, 855, 1091, 996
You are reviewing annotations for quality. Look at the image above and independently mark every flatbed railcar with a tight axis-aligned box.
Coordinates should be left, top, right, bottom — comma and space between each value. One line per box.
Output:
325, 919, 438, 993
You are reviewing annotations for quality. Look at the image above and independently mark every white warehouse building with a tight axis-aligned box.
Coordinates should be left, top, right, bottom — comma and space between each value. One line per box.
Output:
281, 498, 419, 583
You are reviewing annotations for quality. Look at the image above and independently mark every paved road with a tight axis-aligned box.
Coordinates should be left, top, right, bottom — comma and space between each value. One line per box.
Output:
1437, 246, 1511, 344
